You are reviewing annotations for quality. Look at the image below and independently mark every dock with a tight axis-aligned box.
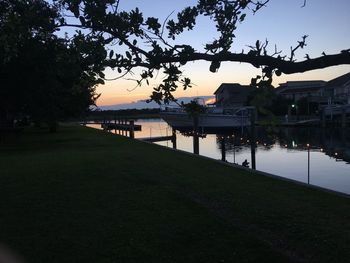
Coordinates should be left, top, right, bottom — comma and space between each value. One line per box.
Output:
321, 105, 350, 127
140, 135, 174, 143
101, 123, 141, 131
82, 119, 142, 138
139, 130, 177, 149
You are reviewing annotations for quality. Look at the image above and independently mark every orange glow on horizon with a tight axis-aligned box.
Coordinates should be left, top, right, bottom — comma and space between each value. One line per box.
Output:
96, 64, 350, 106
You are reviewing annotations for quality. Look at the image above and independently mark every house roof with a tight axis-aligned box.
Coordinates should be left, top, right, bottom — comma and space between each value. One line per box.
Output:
275, 72, 350, 94
213, 83, 254, 95
326, 72, 350, 88
275, 80, 326, 94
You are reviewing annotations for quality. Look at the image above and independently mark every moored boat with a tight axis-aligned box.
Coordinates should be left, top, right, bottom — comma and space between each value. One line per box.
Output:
160, 106, 254, 130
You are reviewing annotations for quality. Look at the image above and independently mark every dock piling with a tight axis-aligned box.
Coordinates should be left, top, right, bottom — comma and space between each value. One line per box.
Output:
172, 129, 177, 149
129, 120, 135, 138
193, 116, 199, 155
250, 110, 256, 170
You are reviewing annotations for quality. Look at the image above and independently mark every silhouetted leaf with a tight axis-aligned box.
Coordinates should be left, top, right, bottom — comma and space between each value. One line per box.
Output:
109, 50, 114, 59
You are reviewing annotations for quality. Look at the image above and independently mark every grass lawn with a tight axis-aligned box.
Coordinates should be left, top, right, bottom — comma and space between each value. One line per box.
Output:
0, 125, 349, 263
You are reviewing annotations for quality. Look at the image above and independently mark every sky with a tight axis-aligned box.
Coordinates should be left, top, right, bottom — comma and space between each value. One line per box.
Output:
91, 0, 350, 106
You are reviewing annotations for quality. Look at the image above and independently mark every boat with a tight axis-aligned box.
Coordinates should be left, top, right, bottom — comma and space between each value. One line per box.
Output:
160, 105, 254, 130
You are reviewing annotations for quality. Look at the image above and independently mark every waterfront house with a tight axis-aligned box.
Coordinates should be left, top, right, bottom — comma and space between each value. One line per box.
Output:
324, 72, 350, 104
275, 80, 326, 102
214, 83, 254, 108
276, 72, 350, 105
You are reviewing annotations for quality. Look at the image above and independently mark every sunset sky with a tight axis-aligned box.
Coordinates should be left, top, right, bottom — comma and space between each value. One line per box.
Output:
95, 0, 350, 106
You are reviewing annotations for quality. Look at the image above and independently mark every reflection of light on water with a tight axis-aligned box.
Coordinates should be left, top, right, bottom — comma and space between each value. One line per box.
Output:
86, 124, 102, 130
134, 119, 171, 139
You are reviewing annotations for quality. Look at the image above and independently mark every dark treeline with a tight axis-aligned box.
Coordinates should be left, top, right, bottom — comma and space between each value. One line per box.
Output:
0, 0, 105, 132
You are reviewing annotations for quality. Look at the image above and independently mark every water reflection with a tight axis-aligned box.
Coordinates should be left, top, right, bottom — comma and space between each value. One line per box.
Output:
175, 126, 350, 194
250, 127, 350, 163
200, 127, 350, 165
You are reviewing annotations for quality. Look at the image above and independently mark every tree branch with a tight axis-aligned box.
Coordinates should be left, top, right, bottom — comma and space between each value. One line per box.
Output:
151, 51, 350, 74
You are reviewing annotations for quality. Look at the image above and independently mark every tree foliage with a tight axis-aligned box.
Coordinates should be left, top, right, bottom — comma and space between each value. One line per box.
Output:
0, 0, 104, 130
53, 0, 350, 103
182, 100, 207, 117
1, 0, 350, 126
247, 87, 291, 116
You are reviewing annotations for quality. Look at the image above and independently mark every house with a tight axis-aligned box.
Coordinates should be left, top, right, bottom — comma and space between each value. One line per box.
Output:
275, 72, 350, 105
275, 80, 326, 102
214, 83, 254, 108
324, 72, 350, 104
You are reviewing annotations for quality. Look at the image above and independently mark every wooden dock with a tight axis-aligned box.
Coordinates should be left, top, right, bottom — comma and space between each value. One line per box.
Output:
139, 130, 177, 149
92, 120, 142, 139
101, 123, 141, 131
140, 135, 174, 143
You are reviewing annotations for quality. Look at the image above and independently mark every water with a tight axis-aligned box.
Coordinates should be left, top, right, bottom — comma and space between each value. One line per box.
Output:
87, 119, 350, 195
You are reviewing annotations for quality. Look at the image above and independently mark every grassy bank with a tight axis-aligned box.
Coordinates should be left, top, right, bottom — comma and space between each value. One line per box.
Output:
0, 125, 349, 263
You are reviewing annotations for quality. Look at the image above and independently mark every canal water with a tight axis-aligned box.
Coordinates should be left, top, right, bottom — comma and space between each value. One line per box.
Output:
88, 119, 350, 195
